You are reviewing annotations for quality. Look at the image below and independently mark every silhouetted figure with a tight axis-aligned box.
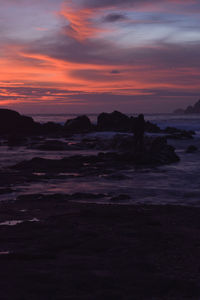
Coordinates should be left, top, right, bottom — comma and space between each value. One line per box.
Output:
133, 114, 145, 152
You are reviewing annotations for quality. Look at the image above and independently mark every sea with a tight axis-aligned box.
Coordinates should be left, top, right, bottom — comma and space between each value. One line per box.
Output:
1, 113, 200, 206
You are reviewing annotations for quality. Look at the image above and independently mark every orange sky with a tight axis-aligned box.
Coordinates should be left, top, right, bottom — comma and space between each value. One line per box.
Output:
0, 0, 200, 113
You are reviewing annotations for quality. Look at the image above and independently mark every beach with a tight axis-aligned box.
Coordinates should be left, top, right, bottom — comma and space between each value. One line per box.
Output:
0, 198, 200, 299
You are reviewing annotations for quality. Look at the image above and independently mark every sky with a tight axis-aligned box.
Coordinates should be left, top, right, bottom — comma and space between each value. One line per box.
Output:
0, 0, 200, 113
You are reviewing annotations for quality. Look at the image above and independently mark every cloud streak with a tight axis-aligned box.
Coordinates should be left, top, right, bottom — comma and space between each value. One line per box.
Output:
0, 0, 200, 112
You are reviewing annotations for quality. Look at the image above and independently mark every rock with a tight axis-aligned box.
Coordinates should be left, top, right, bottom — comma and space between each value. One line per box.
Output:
186, 145, 198, 153
110, 194, 131, 201
68, 193, 107, 200
97, 111, 162, 133
42, 122, 63, 133
36, 140, 69, 151
174, 99, 200, 114
145, 121, 161, 133
12, 137, 179, 175
110, 134, 134, 151
185, 99, 200, 114
7, 134, 28, 147
0, 109, 41, 134
64, 115, 92, 133
0, 188, 14, 195
17, 193, 68, 203
97, 111, 131, 131
129, 136, 179, 166
164, 127, 194, 139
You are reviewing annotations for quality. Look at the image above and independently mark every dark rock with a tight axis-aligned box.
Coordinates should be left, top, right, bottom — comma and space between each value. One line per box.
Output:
186, 145, 198, 153
12, 137, 179, 176
17, 193, 68, 203
0, 109, 41, 134
185, 99, 200, 114
97, 111, 162, 133
145, 121, 161, 133
37, 140, 69, 151
110, 134, 134, 151
7, 134, 28, 147
164, 126, 194, 139
42, 122, 63, 133
0, 188, 14, 195
68, 193, 107, 200
174, 99, 200, 114
64, 115, 92, 133
110, 194, 131, 201
147, 137, 180, 165
17, 193, 107, 203
97, 111, 131, 131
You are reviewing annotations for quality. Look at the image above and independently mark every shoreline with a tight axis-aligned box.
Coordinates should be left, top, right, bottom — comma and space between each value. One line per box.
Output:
0, 198, 200, 299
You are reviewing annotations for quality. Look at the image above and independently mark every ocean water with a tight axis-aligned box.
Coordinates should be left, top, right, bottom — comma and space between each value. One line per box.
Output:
1, 113, 200, 207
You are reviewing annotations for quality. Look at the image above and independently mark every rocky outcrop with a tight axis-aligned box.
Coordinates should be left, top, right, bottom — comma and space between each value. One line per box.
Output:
164, 127, 195, 140
174, 99, 200, 114
64, 115, 92, 133
12, 136, 179, 174
97, 111, 131, 131
0, 109, 41, 134
145, 121, 161, 133
97, 111, 162, 133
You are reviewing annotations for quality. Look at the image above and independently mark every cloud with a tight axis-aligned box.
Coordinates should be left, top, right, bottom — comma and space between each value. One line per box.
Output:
0, 0, 200, 112
60, 4, 104, 41
110, 70, 121, 74
104, 13, 128, 22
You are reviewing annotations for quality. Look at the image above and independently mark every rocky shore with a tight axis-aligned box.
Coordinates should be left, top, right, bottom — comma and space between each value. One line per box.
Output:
0, 198, 200, 299
0, 109, 199, 299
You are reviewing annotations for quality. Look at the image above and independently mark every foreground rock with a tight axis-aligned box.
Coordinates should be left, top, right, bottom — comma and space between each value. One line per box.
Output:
0, 199, 200, 299
12, 137, 179, 175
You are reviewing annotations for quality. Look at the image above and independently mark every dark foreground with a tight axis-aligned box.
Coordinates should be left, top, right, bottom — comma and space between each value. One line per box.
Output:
0, 198, 200, 300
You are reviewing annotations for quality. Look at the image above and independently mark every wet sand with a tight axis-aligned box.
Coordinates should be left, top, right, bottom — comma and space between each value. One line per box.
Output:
0, 197, 200, 299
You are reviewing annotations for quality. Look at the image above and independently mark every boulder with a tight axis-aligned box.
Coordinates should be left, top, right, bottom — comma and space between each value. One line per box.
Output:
145, 121, 161, 133
97, 111, 131, 131
0, 109, 41, 134
148, 137, 179, 165
64, 115, 92, 133
37, 140, 69, 151
186, 145, 198, 153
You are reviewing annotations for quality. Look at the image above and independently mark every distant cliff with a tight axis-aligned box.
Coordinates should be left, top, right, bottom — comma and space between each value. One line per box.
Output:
174, 99, 200, 114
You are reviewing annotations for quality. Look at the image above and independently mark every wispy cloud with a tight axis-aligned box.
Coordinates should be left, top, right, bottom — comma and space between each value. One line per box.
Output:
0, 0, 200, 112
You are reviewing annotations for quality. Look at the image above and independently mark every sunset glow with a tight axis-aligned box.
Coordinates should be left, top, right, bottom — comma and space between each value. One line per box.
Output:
0, 0, 200, 113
